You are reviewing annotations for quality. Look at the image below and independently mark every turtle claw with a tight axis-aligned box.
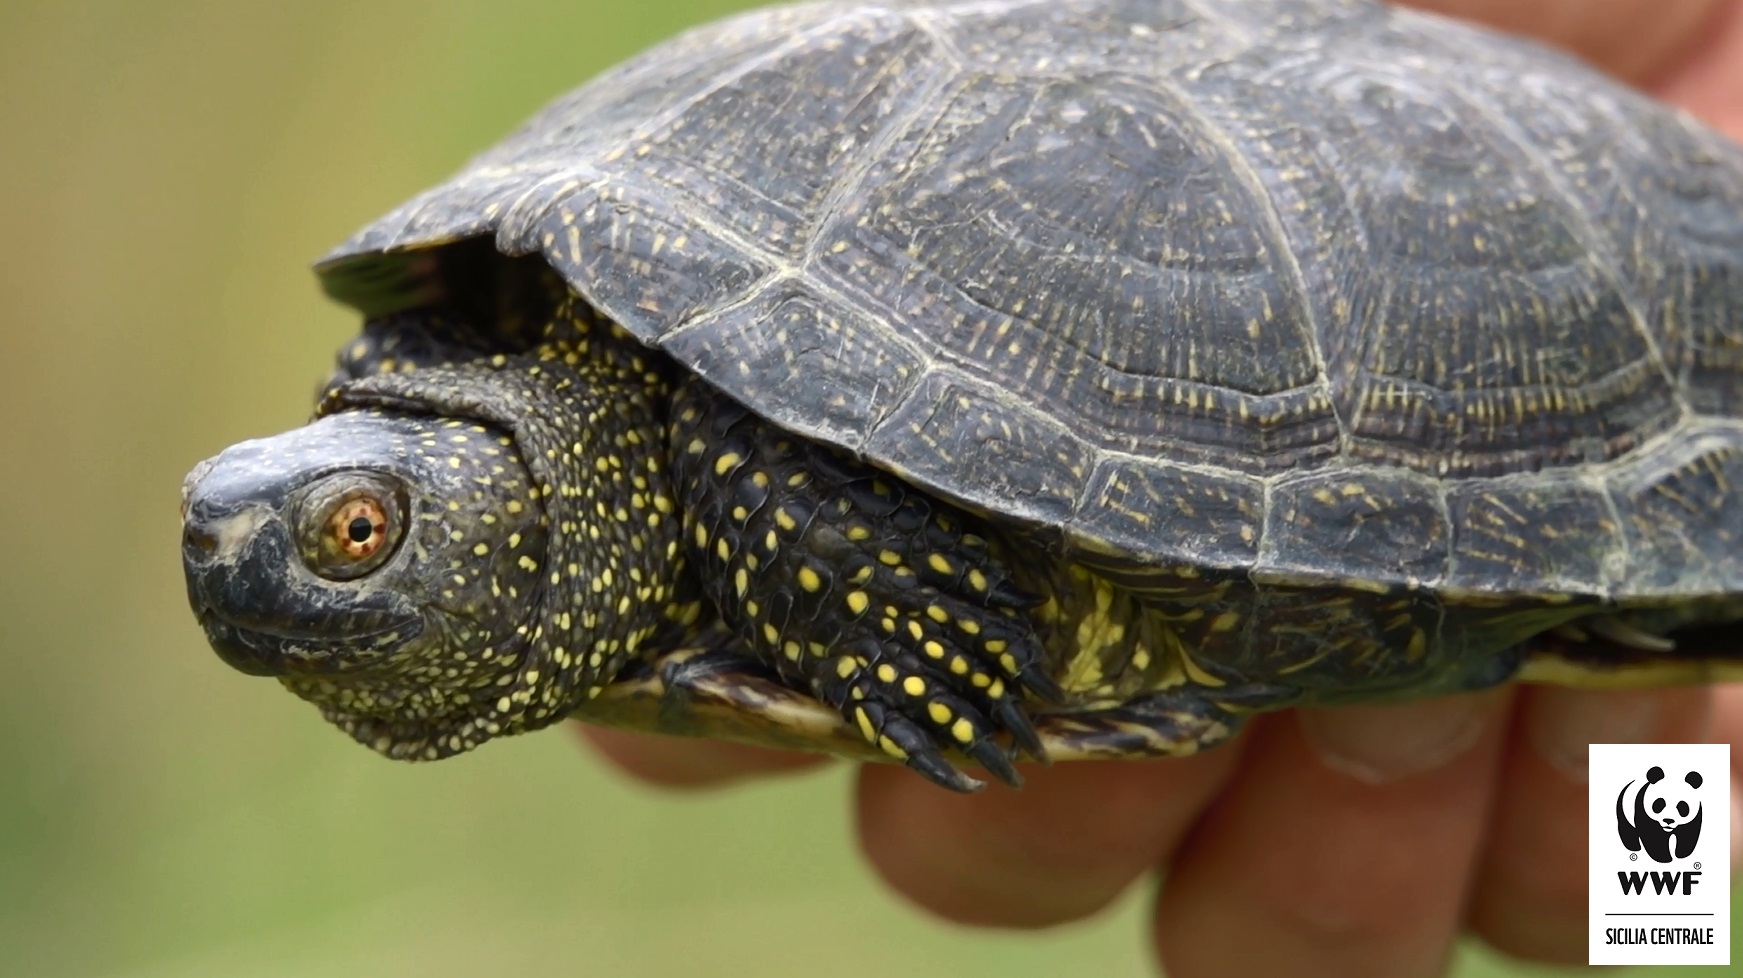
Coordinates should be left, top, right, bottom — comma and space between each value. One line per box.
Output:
806, 641, 1030, 790
964, 735, 1023, 788
993, 698, 1046, 763
913, 753, 986, 793
861, 704, 988, 793
864, 697, 1021, 792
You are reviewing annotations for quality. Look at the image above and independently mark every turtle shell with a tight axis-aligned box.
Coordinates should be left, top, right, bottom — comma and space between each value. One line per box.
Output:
317, 0, 1743, 606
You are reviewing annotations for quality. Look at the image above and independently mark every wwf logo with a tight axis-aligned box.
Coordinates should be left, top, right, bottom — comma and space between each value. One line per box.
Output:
1616, 765, 1705, 864
1589, 744, 1729, 965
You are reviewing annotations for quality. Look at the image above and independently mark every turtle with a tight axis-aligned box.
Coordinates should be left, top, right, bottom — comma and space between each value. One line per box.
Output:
180, 0, 1743, 793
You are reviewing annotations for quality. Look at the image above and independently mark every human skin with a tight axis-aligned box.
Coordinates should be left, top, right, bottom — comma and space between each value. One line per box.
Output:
576, 2, 1743, 974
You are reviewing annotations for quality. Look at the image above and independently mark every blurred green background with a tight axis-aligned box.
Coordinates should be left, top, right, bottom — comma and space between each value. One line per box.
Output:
0, 1, 1733, 975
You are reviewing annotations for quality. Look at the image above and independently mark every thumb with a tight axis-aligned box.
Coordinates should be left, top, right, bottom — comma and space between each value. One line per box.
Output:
1401, 0, 1743, 139
1401, 0, 1728, 84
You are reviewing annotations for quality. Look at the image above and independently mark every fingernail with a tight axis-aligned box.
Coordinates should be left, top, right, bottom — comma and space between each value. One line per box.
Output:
1300, 693, 1498, 785
1523, 687, 1666, 783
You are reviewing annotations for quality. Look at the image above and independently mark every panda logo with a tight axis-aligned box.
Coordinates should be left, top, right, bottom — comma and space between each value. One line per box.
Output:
1616, 766, 1705, 864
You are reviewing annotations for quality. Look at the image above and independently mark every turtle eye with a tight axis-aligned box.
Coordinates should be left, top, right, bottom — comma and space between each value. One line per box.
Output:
298, 474, 405, 580
331, 497, 389, 559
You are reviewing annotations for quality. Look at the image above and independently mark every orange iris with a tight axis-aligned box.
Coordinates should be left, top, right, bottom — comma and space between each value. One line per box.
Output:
329, 497, 389, 561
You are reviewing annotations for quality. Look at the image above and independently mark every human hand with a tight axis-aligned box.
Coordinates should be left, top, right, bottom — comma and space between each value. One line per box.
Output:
578, 2, 1743, 974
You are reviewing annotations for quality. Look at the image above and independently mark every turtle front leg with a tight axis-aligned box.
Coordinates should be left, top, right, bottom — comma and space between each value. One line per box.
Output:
670, 380, 1062, 791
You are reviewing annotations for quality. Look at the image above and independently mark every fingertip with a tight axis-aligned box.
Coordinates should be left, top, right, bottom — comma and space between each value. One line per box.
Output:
1468, 684, 1721, 966
573, 723, 828, 788
856, 763, 1109, 928
857, 751, 1238, 930
1400, 0, 1732, 85
1729, 779, 1742, 876
1298, 691, 1498, 785
1522, 686, 1700, 782
1713, 683, 1743, 754
1156, 696, 1511, 978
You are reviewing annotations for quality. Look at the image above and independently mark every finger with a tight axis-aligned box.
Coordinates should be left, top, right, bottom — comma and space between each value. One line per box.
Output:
1156, 690, 1512, 978
575, 723, 827, 788
1655, 1, 1743, 138
1716, 683, 1743, 759
1465, 686, 1714, 965
1710, 684, 1743, 872
1400, 0, 1732, 85
857, 748, 1240, 929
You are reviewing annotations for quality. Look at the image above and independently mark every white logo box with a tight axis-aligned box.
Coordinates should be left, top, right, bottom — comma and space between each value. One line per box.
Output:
1589, 742, 1731, 966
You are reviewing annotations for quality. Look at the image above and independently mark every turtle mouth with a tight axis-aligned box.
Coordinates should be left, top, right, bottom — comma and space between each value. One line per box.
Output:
197, 609, 424, 677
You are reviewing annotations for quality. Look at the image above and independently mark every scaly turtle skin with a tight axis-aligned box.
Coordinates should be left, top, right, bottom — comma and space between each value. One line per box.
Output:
181, 0, 1743, 791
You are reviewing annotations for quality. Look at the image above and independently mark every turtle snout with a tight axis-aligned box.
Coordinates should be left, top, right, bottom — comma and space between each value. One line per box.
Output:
180, 507, 252, 600
180, 459, 221, 554
181, 456, 217, 509
182, 519, 219, 557
180, 490, 289, 677
180, 453, 291, 668
179, 465, 275, 572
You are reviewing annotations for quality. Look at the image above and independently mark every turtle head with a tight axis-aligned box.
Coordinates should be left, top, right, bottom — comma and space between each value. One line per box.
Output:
182, 347, 691, 759
181, 407, 553, 756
